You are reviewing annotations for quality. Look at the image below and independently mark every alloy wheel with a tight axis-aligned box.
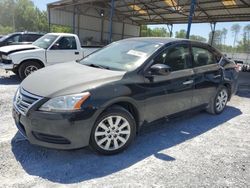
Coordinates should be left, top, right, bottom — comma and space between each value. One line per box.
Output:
215, 89, 228, 112
94, 115, 131, 151
24, 65, 38, 77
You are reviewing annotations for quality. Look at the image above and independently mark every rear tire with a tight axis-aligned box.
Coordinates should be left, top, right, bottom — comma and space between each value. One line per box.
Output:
207, 86, 229, 114
90, 106, 136, 155
18, 61, 42, 80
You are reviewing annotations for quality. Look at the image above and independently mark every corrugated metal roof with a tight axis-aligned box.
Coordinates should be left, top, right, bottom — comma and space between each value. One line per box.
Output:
48, 0, 250, 24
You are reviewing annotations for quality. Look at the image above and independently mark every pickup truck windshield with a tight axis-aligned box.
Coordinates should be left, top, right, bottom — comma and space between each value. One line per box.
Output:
80, 40, 163, 71
33, 35, 58, 49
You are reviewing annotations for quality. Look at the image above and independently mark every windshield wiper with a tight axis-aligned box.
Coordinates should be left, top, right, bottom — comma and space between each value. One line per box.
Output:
85, 63, 110, 70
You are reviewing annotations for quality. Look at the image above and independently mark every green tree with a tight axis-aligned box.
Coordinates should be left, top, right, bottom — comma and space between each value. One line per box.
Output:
175, 29, 186, 38
51, 25, 72, 33
190, 35, 207, 42
0, 25, 14, 34
208, 30, 224, 49
231, 24, 241, 48
221, 28, 228, 50
140, 25, 169, 37
242, 24, 250, 52
0, 0, 49, 34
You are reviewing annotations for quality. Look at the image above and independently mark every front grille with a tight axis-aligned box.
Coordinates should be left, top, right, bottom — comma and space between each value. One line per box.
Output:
14, 88, 42, 116
32, 131, 71, 145
1, 59, 12, 64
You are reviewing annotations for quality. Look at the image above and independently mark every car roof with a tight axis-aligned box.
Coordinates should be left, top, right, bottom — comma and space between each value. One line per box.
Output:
122, 37, 208, 46
11, 32, 44, 35
47, 33, 77, 37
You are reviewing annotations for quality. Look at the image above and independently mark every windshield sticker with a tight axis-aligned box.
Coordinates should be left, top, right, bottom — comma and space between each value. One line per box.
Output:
127, 50, 147, 57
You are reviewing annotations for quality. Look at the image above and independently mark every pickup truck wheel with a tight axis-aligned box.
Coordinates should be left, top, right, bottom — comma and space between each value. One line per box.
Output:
18, 61, 42, 80
90, 106, 136, 155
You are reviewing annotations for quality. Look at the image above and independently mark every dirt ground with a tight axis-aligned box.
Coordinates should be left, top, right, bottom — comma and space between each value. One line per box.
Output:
0, 69, 250, 188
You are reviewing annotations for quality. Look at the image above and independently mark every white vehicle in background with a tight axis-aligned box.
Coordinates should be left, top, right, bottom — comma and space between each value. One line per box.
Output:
0, 33, 101, 79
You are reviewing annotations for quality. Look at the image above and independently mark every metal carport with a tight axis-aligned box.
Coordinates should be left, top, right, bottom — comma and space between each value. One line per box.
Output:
47, 0, 250, 45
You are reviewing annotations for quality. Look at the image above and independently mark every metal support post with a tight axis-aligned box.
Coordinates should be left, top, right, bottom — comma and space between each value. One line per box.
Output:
166, 24, 173, 37
48, 6, 51, 32
186, 0, 196, 39
210, 22, 216, 46
109, 0, 115, 43
73, 5, 76, 34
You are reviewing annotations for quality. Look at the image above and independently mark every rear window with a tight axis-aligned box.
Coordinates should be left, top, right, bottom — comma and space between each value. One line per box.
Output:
22, 34, 42, 42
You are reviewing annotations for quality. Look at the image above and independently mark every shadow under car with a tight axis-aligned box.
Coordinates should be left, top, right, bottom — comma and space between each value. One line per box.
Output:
11, 105, 241, 184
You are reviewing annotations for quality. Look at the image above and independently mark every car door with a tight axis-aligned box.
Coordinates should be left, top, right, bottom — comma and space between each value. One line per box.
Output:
142, 43, 194, 122
46, 36, 81, 65
191, 44, 222, 107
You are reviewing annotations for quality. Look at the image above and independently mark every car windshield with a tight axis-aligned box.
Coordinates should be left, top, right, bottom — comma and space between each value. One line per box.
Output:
33, 34, 58, 49
80, 40, 163, 71
0, 34, 12, 42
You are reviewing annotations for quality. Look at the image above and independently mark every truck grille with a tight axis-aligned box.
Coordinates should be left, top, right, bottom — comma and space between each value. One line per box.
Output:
14, 88, 43, 116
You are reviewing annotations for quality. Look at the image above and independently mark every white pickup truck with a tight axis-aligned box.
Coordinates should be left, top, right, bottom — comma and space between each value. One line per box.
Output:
0, 33, 100, 79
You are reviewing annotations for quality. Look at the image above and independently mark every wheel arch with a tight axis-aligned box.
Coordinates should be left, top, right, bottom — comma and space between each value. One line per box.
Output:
99, 99, 142, 134
223, 83, 232, 100
18, 59, 45, 68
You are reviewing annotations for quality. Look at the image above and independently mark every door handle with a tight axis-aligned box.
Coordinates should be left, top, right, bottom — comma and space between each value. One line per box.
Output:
183, 80, 194, 85
75, 52, 79, 55
213, 75, 221, 79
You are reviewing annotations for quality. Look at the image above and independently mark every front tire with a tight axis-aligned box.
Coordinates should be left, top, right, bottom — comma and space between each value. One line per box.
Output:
207, 86, 229, 114
18, 61, 42, 80
90, 106, 136, 155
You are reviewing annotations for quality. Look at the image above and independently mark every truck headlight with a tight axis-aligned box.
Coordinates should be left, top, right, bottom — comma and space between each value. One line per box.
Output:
2, 55, 11, 60
39, 92, 90, 112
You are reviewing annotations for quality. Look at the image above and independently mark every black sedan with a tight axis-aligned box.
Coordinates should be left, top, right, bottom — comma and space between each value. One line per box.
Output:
12, 38, 238, 155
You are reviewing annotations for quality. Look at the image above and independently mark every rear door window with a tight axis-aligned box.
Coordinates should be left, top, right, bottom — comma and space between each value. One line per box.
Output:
6, 34, 21, 43
192, 46, 217, 67
22, 34, 42, 42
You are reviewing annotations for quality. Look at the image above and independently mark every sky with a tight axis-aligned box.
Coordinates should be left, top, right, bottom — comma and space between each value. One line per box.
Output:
32, 0, 250, 46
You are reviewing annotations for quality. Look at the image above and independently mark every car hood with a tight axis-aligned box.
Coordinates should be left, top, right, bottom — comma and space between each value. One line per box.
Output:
21, 62, 126, 98
0, 44, 38, 54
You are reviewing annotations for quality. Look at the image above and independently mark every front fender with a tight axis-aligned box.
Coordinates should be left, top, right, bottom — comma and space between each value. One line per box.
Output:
9, 49, 46, 66
84, 84, 144, 125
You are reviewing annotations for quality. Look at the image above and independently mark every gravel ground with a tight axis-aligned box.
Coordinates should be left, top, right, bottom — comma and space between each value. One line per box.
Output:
0, 69, 250, 188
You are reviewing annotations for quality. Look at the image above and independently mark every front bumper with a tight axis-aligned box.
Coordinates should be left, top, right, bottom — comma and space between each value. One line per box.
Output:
0, 62, 14, 70
12, 105, 98, 150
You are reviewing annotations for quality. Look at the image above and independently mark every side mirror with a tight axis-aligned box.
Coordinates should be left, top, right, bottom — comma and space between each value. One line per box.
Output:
150, 64, 171, 76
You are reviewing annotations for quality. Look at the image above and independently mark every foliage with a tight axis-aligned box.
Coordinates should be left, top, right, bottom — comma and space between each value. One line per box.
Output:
231, 23, 241, 48
190, 35, 207, 42
141, 25, 169, 37
175, 29, 186, 38
0, 0, 49, 34
51, 25, 73, 33
208, 24, 250, 53
0, 25, 14, 34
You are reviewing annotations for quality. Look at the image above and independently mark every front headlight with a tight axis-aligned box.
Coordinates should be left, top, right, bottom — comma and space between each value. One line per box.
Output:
13, 87, 20, 102
2, 55, 11, 60
39, 92, 90, 112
